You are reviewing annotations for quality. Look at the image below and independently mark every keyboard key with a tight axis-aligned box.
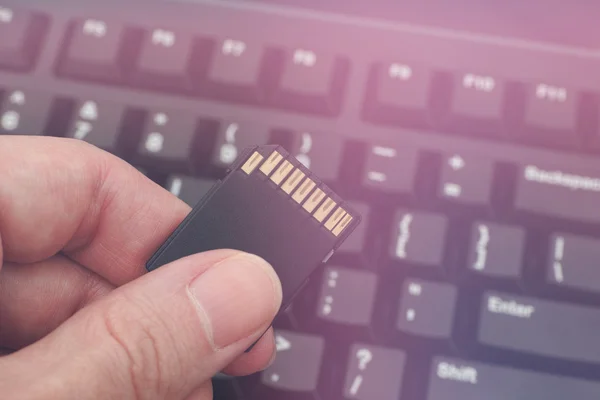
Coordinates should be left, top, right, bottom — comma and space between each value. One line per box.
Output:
132, 27, 193, 91
468, 222, 525, 278
480, 292, 600, 364
58, 18, 132, 82
271, 48, 349, 116
0, 6, 48, 71
63, 98, 125, 152
362, 144, 419, 193
317, 267, 378, 325
548, 233, 600, 293
136, 109, 198, 171
210, 120, 270, 168
0, 88, 52, 135
428, 357, 600, 400
338, 203, 369, 253
397, 279, 457, 338
261, 331, 325, 392
201, 38, 269, 103
166, 175, 216, 206
445, 72, 505, 134
439, 153, 494, 204
343, 344, 406, 400
518, 83, 579, 144
515, 162, 600, 223
365, 61, 432, 128
390, 210, 448, 266
279, 130, 344, 182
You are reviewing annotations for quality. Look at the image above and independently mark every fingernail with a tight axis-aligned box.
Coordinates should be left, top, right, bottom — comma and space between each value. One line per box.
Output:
187, 253, 282, 350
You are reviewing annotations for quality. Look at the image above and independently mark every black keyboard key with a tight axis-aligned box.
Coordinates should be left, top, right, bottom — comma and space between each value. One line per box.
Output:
58, 18, 132, 82
480, 292, 600, 364
212, 376, 242, 400
515, 162, 600, 223
261, 331, 325, 392
136, 110, 198, 171
201, 38, 269, 103
338, 203, 369, 253
0, 6, 48, 71
365, 61, 432, 128
0, 88, 52, 135
548, 233, 600, 293
468, 222, 525, 278
429, 357, 600, 399
281, 130, 344, 182
445, 72, 505, 134
132, 27, 193, 91
518, 83, 579, 144
362, 144, 419, 193
271, 48, 349, 116
63, 98, 125, 152
210, 120, 270, 168
166, 175, 216, 207
317, 266, 378, 326
390, 210, 448, 266
439, 153, 494, 204
343, 344, 406, 400
397, 279, 457, 339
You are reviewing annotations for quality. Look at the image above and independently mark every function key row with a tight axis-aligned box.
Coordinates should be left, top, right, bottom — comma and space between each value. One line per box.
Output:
55, 18, 349, 116
365, 61, 598, 149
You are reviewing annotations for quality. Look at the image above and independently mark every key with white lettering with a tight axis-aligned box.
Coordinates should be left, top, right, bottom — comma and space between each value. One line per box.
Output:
397, 279, 457, 338
0, 88, 52, 135
136, 109, 198, 171
390, 209, 448, 266
343, 344, 406, 400
444, 72, 506, 135
516, 162, 600, 223
317, 266, 378, 325
132, 27, 194, 91
480, 292, 600, 364
63, 98, 125, 152
362, 144, 419, 194
439, 153, 494, 204
261, 331, 325, 392
519, 83, 579, 144
548, 233, 600, 293
166, 176, 216, 207
428, 356, 600, 400
210, 119, 270, 168
468, 222, 525, 278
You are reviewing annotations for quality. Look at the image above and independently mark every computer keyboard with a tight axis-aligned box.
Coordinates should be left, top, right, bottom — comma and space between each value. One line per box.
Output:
4, 0, 600, 399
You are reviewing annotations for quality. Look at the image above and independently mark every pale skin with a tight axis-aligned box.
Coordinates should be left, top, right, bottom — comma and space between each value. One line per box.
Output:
0, 136, 283, 399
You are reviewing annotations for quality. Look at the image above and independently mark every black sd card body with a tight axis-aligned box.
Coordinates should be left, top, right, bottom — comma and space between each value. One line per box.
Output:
146, 145, 361, 319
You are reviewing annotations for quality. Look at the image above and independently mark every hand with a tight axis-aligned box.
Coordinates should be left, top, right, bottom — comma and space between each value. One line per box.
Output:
0, 136, 283, 399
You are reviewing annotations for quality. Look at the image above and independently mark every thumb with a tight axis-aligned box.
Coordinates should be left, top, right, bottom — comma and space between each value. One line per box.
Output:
0, 250, 282, 400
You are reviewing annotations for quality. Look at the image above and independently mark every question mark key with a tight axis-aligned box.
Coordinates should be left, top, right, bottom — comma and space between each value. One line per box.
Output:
343, 344, 407, 400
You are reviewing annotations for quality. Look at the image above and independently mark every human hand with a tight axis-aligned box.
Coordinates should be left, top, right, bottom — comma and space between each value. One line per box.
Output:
0, 136, 283, 399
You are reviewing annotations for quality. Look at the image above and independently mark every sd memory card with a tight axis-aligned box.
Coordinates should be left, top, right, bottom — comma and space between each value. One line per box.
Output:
146, 145, 361, 319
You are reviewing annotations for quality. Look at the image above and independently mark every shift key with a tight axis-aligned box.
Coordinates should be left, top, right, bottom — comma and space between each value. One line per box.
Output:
479, 292, 600, 364
516, 163, 600, 222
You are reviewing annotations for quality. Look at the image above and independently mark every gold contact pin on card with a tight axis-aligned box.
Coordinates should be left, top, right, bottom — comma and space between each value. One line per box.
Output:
241, 151, 264, 175
270, 160, 294, 185
313, 197, 337, 222
282, 169, 305, 194
293, 178, 316, 204
325, 208, 347, 231
259, 151, 284, 176
303, 188, 326, 213
332, 213, 354, 237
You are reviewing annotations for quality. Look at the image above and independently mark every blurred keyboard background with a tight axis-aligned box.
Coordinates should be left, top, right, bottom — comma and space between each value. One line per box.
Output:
4, 0, 600, 399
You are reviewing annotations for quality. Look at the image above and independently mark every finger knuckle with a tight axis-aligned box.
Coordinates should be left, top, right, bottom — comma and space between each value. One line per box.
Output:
98, 295, 184, 399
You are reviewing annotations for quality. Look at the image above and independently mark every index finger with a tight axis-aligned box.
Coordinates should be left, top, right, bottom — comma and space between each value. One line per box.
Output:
0, 136, 191, 285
